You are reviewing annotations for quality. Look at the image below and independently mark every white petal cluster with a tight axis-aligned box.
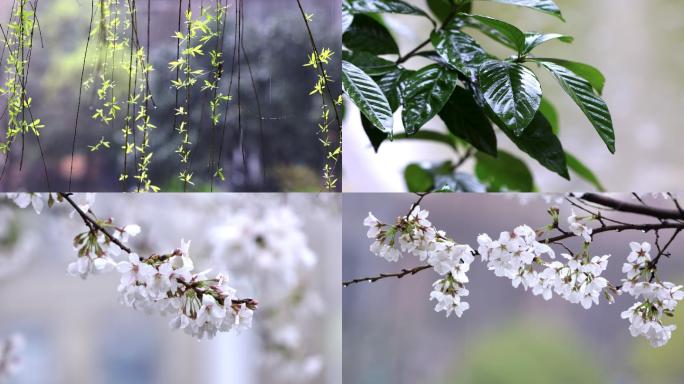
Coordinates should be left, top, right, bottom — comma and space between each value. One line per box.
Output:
478, 225, 611, 309
67, 224, 140, 279
116, 242, 255, 340
365, 207, 474, 318
0, 334, 24, 380
7, 193, 47, 214
620, 242, 684, 347
567, 210, 593, 243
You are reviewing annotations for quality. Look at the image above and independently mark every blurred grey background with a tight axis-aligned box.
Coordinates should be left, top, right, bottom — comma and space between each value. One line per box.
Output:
0, 0, 341, 192
0, 193, 342, 384
343, 0, 684, 192
343, 193, 684, 383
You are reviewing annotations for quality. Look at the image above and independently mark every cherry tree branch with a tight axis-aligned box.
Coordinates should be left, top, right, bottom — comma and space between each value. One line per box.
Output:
579, 193, 684, 221
344, 194, 684, 287
59, 193, 255, 307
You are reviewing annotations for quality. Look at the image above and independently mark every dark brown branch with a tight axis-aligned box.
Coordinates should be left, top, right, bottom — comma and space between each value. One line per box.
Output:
343, 265, 431, 287
580, 193, 684, 221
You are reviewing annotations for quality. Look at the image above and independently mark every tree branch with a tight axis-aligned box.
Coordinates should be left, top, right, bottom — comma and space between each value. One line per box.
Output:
59, 193, 255, 306
344, 195, 684, 287
580, 193, 684, 221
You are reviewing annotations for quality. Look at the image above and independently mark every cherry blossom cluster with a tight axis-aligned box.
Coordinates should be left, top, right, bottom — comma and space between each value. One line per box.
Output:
567, 210, 593, 243
620, 242, 684, 347
68, 222, 141, 279
365, 207, 474, 318
116, 243, 256, 340
5, 193, 257, 340
477, 226, 612, 309
0, 334, 24, 381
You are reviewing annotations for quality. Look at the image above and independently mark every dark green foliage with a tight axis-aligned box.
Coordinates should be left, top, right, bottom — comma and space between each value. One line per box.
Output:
342, 0, 614, 191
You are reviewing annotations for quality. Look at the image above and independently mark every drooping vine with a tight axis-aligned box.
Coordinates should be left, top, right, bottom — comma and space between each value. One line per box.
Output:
1, 0, 334, 191
74, 0, 156, 191
296, 0, 342, 191
0, 0, 49, 187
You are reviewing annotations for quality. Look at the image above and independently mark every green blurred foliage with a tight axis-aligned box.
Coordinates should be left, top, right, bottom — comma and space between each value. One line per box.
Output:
449, 319, 606, 384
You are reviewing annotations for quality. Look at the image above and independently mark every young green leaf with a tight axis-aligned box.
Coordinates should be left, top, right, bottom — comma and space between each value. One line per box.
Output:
344, 0, 428, 17
478, 60, 542, 135
475, 150, 534, 192
343, 14, 399, 55
401, 64, 459, 135
342, 60, 394, 136
343, 51, 397, 77
535, 60, 615, 153
463, 14, 526, 54
522, 33, 573, 55
439, 86, 498, 156
479, 0, 564, 21
535, 58, 606, 94
566, 152, 605, 191
431, 20, 488, 76
404, 163, 435, 192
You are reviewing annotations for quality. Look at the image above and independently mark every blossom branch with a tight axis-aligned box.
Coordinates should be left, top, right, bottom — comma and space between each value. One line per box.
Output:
344, 222, 684, 287
352, 194, 684, 346
59, 192, 132, 253
59, 192, 255, 308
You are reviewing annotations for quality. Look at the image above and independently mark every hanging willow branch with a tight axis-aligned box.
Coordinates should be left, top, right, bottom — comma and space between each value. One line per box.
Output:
295, 0, 342, 191
0, 0, 50, 189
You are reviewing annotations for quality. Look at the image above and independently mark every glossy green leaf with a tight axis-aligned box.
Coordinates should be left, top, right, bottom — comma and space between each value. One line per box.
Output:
342, 60, 394, 136
345, 0, 428, 17
439, 86, 497, 156
478, 60, 542, 134
536, 58, 606, 94
566, 152, 605, 191
343, 51, 397, 77
404, 164, 435, 192
431, 20, 488, 76
427, 0, 472, 21
343, 14, 399, 55
342, 5, 354, 32
522, 33, 573, 55
536, 60, 615, 153
479, 0, 564, 20
464, 14, 526, 54
464, 18, 517, 50
401, 64, 459, 135
475, 150, 534, 191
501, 112, 569, 179
376, 68, 405, 111
539, 97, 559, 133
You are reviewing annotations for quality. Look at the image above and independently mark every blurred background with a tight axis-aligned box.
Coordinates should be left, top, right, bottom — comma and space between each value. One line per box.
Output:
343, 193, 684, 384
0, 193, 341, 383
0, 0, 341, 192
343, 0, 684, 192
